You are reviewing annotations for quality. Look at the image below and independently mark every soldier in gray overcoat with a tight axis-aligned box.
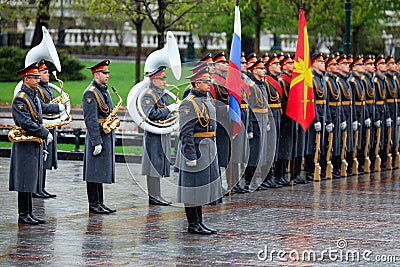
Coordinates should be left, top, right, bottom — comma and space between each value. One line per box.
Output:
141, 66, 179, 206
176, 67, 221, 235
9, 62, 62, 224
83, 59, 117, 214
35, 59, 57, 198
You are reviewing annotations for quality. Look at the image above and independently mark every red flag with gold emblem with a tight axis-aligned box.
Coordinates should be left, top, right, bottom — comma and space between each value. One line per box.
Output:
286, 8, 315, 131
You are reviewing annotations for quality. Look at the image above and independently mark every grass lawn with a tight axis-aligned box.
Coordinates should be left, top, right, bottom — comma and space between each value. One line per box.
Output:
0, 141, 144, 155
0, 60, 194, 106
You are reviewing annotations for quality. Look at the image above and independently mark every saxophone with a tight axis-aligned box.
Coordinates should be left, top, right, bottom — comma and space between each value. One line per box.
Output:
101, 86, 122, 134
8, 74, 72, 143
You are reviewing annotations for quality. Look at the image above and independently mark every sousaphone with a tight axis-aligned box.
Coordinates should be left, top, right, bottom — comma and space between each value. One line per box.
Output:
14, 26, 71, 125
127, 31, 181, 134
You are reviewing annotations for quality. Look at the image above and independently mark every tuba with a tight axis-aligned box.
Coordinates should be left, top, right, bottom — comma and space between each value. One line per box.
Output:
9, 26, 72, 143
13, 26, 71, 124
127, 31, 181, 134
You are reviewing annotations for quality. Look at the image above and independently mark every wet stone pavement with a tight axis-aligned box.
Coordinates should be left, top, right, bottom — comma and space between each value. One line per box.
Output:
0, 157, 400, 266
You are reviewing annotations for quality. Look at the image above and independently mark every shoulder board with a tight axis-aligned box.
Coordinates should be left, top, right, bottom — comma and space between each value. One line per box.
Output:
373, 77, 378, 83
18, 92, 26, 98
324, 76, 329, 81
394, 76, 398, 81
361, 75, 366, 80
183, 94, 195, 102
350, 77, 355, 82
336, 77, 340, 82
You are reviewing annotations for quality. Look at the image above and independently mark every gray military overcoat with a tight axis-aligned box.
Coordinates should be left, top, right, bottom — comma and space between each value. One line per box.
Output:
82, 81, 115, 184
9, 85, 59, 192
176, 89, 222, 205
141, 83, 172, 178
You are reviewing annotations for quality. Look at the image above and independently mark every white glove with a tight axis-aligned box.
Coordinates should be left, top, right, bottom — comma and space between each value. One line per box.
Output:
365, 118, 371, 128
266, 123, 271, 132
167, 103, 179, 112
326, 123, 334, 133
374, 120, 381, 128
46, 132, 53, 145
93, 144, 102, 156
186, 160, 197, 167
397, 117, 400, 126
43, 150, 49, 161
247, 132, 253, 140
340, 121, 347, 130
386, 118, 392, 127
58, 103, 65, 112
314, 122, 321, 132
352, 121, 358, 131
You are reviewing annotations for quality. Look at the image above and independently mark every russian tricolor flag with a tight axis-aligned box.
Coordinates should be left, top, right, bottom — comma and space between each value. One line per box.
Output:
226, 3, 242, 136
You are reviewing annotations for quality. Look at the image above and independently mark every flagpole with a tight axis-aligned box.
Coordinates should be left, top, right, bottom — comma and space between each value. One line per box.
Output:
290, 0, 303, 186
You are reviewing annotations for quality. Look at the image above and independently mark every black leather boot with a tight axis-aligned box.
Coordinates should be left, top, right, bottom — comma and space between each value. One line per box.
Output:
18, 213, 39, 225
332, 156, 341, 179
196, 206, 217, 234
276, 160, 291, 186
87, 182, 110, 214
185, 206, 211, 235
304, 154, 315, 181
149, 195, 171, 206
32, 192, 51, 198
243, 165, 256, 190
148, 176, 171, 206
28, 193, 46, 223
18, 192, 38, 225
42, 170, 56, 198
265, 167, 282, 188
98, 184, 116, 213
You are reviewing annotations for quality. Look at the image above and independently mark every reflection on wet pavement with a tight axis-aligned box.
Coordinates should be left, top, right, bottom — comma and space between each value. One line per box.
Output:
0, 158, 399, 266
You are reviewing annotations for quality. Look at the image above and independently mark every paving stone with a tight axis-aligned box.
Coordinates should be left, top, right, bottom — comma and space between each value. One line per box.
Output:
0, 158, 399, 266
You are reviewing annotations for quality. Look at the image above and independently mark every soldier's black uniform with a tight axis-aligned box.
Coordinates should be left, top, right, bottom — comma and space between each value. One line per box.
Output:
374, 72, 389, 168
325, 71, 346, 178
304, 69, 330, 180
337, 72, 355, 174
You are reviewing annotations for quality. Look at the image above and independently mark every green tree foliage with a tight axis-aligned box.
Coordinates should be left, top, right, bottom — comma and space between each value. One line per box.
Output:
0, 47, 84, 82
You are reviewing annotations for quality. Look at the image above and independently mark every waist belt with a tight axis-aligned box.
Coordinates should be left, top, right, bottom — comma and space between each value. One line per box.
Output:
253, 108, 268, 113
355, 101, 365, 106
193, 132, 216, 138
366, 99, 374, 104
316, 100, 326, 105
240, 104, 249, 108
387, 99, 397, 103
329, 102, 340, 107
376, 100, 384, 105
268, 103, 282, 108
98, 118, 107, 123
342, 100, 352, 106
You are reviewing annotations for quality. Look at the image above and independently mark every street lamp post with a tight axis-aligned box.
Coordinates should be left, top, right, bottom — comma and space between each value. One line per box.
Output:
344, 0, 352, 54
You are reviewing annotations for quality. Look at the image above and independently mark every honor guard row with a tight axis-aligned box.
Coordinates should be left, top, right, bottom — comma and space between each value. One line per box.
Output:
187, 51, 400, 195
